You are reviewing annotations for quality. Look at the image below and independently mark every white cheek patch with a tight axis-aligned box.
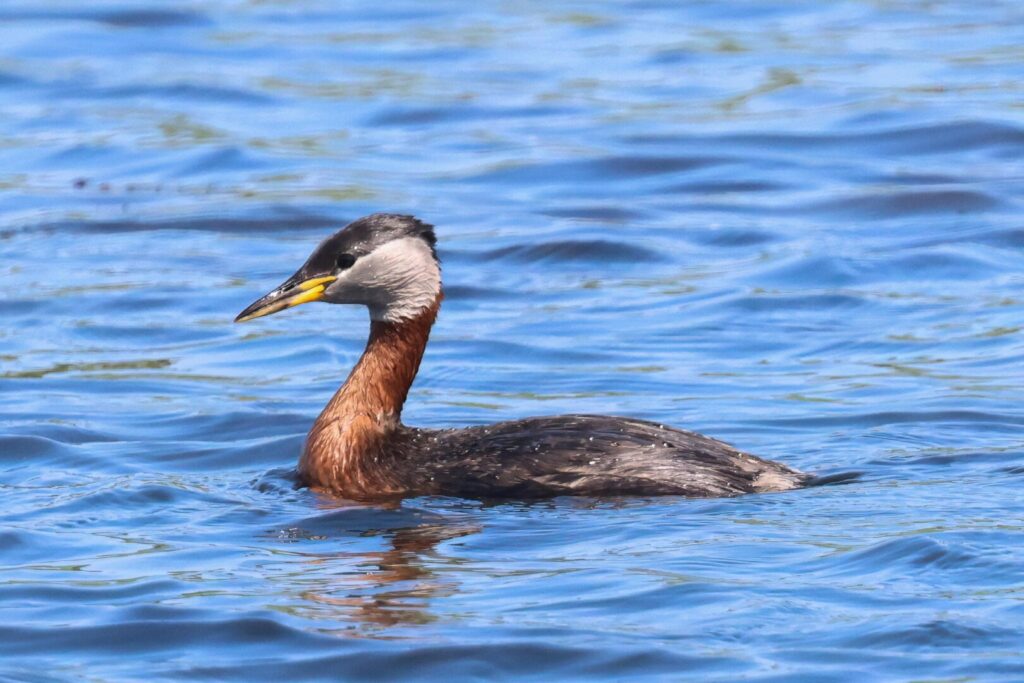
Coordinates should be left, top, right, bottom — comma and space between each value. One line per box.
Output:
332, 237, 441, 322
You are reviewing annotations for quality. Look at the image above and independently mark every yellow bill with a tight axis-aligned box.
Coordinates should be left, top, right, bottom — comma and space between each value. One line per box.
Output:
235, 275, 337, 322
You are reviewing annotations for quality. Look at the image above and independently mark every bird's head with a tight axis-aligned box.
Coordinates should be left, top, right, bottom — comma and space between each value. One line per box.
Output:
235, 213, 440, 324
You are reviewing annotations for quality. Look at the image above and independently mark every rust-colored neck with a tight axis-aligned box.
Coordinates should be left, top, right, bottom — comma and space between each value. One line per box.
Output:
330, 300, 438, 420
300, 294, 441, 496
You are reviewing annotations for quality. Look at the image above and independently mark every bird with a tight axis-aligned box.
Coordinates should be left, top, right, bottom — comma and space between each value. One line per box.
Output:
235, 213, 807, 500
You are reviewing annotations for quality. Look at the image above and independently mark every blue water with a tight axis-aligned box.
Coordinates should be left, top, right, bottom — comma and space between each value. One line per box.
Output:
2, 1, 1024, 680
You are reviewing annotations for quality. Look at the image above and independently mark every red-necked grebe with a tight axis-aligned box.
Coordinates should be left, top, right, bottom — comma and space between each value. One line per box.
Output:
235, 213, 806, 499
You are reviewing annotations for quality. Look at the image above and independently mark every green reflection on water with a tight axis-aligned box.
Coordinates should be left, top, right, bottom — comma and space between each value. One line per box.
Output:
4, 359, 172, 379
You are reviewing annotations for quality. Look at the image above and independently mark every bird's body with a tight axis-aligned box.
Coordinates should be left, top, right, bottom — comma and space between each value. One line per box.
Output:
325, 418, 805, 499
236, 214, 807, 501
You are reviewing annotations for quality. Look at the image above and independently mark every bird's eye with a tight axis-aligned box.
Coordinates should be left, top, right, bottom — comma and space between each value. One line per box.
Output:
336, 253, 356, 270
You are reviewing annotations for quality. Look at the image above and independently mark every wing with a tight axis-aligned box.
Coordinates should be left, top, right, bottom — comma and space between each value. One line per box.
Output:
411, 414, 805, 498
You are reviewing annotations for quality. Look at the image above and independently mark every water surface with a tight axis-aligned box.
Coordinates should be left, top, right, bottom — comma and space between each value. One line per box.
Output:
2, 1, 1024, 680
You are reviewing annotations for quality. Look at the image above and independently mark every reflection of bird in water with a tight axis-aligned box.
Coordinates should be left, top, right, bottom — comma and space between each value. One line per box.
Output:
290, 515, 478, 631
237, 214, 807, 500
